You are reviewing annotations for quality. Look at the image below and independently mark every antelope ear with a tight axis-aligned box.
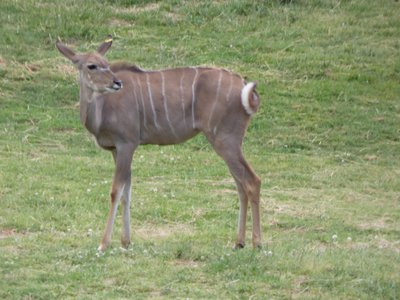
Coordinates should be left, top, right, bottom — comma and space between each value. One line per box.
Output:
97, 35, 113, 56
56, 38, 79, 64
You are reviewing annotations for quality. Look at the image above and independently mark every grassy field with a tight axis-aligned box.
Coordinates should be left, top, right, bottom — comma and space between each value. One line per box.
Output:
1, 0, 399, 298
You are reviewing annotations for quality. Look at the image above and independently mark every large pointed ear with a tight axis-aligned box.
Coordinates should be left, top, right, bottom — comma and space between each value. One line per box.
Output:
97, 35, 113, 56
56, 37, 79, 64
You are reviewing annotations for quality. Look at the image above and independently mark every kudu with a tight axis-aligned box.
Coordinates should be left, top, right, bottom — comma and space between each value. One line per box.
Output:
56, 37, 261, 251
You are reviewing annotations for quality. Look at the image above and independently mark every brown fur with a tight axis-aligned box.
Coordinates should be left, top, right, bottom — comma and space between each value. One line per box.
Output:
110, 62, 145, 73
56, 37, 262, 251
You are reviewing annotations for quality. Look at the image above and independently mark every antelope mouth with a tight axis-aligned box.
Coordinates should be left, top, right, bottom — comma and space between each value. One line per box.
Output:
106, 80, 123, 92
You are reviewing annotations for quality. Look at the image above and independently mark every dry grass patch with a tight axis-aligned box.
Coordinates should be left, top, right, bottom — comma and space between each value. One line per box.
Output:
0, 228, 21, 239
112, 3, 160, 14
0, 56, 6, 67
108, 18, 132, 27
346, 238, 400, 253
54, 62, 76, 77
172, 259, 201, 268
266, 187, 333, 217
0, 229, 29, 254
135, 223, 194, 240
357, 217, 395, 231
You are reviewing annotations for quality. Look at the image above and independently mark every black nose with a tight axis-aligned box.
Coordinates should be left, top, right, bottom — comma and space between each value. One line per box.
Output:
113, 79, 122, 89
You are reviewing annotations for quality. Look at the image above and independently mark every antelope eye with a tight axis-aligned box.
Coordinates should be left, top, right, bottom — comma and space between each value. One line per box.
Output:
87, 64, 97, 70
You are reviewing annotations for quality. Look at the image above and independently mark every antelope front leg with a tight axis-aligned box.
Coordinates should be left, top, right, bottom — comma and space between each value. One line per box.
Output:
98, 183, 124, 252
98, 144, 135, 252
121, 182, 132, 248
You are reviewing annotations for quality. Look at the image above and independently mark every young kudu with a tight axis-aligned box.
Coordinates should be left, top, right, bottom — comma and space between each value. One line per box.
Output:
56, 37, 261, 251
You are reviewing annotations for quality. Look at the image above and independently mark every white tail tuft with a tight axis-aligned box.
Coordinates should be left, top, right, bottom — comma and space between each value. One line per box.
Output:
241, 82, 256, 115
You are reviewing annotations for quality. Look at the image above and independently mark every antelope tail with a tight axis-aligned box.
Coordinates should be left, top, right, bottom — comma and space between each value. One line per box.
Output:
241, 82, 259, 115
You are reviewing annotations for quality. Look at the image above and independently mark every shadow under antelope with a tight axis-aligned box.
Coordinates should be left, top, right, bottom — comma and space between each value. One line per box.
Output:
56, 36, 262, 252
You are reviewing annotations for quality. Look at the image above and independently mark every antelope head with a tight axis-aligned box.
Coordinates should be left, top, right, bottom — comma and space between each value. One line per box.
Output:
56, 36, 122, 93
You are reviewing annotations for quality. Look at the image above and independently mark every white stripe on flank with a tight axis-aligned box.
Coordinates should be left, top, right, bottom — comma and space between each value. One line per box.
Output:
179, 72, 186, 127
130, 78, 140, 126
160, 72, 178, 138
146, 73, 159, 129
226, 74, 233, 102
241, 82, 256, 115
208, 70, 223, 131
136, 77, 147, 130
191, 68, 199, 129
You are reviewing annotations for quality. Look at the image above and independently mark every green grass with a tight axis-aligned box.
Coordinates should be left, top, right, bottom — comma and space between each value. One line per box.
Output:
1, 0, 399, 298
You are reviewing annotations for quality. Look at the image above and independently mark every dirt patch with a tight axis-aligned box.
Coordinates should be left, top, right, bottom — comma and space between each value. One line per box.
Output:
0, 56, 6, 67
0, 228, 18, 239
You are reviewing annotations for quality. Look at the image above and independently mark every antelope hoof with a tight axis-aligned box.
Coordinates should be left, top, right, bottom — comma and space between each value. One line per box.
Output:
234, 242, 245, 250
98, 242, 109, 253
121, 238, 131, 249
254, 243, 262, 250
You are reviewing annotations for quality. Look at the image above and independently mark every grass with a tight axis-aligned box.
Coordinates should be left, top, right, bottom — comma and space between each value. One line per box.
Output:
1, 0, 399, 298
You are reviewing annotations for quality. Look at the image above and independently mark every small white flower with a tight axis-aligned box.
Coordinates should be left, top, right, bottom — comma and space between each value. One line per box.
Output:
347, 237, 352, 242
263, 250, 273, 256
332, 234, 338, 241
87, 188, 91, 193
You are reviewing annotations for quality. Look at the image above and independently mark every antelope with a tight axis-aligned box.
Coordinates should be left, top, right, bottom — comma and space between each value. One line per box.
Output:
56, 36, 262, 252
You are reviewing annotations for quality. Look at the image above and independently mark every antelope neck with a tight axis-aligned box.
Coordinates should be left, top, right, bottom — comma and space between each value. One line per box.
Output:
79, 86, 104, 135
